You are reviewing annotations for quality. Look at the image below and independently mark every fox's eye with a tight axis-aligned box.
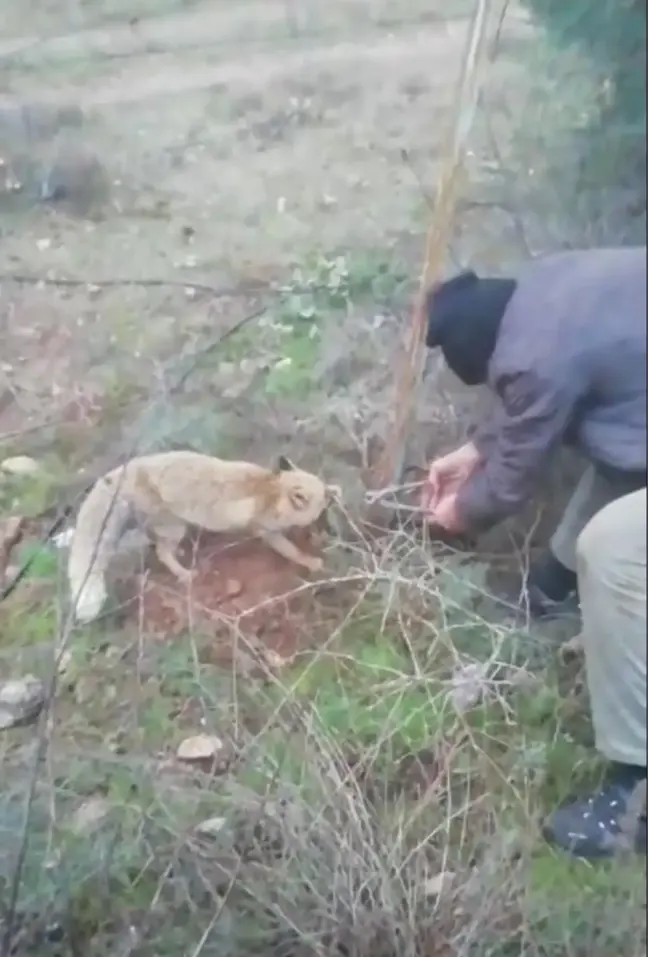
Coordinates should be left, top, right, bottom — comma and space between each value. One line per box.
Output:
289, 488, 309, 509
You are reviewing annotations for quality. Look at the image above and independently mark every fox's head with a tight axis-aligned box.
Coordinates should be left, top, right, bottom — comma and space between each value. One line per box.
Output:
268, 455, 341, 528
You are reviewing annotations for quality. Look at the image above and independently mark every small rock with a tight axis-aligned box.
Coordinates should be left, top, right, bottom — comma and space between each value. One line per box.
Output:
177, 733, 225, 762
196, 816, 228, 837
0, 675, 42, 705
0, 455, 40, 476
0, 675, 46, 729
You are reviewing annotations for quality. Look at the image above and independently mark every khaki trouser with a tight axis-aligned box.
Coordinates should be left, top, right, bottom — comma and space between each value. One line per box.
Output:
576, 488, 647, 767
551, 464, 646, 572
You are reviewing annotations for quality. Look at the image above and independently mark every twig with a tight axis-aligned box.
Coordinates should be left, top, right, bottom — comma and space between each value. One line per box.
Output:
368, 501, 425, 514
364, 480, 425, 505
0, 273, 268, 298
489, 0, 511, 60
169, 305, 267, 395
0, 272, 407, 309
0, 510, 69, 603
0, 417, 58, 444
399, 148, 436, 211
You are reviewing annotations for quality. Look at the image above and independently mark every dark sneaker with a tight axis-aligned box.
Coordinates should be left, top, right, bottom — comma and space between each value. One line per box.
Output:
526, 552, 579, 621
526, 584, 580, 621
543, 768, 647, 860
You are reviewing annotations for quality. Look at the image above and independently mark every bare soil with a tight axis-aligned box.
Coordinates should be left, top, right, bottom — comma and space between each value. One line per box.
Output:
131, 527, 327, 662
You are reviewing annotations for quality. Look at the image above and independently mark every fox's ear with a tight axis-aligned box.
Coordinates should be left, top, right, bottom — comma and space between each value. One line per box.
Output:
276, 454, 295, 473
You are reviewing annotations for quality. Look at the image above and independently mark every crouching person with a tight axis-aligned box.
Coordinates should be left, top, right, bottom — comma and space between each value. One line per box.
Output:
421, 247, 647, 858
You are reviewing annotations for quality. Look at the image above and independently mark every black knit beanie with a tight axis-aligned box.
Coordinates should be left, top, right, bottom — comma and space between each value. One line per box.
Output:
425, 270, 517, 385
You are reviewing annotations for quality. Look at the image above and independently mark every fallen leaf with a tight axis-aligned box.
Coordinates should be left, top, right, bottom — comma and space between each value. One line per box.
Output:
196, 816, 228, 837
177, 733, 225, 762
1, 455, 40, 476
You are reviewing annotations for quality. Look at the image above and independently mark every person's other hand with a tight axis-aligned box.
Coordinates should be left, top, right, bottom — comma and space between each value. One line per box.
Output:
427, 493, 466, 534
421, 441, 481, 514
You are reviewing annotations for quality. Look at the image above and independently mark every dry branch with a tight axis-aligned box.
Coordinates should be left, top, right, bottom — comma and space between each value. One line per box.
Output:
366, 0, 496, 525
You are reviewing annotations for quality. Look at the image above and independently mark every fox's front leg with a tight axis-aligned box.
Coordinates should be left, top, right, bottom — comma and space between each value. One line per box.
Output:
258, 530, 323, 573
150, 519, 193, 583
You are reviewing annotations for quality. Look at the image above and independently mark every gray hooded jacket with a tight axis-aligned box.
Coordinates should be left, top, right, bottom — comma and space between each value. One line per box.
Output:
457, 246, 647, 528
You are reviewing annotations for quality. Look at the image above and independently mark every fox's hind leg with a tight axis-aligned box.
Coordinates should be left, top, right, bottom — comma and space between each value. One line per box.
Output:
149, 519, 193, 583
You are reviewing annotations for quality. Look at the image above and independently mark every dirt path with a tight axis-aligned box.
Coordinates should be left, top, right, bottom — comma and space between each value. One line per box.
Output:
0, 0, 539, 481
0, 1, 445, 60
2, 27, 469, 108
1, 13, 478, 108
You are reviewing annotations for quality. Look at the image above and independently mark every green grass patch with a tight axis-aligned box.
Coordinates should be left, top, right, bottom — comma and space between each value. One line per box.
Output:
0, 460, 67, 518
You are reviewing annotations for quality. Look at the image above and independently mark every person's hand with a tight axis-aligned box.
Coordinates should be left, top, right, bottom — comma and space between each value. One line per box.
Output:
421, 442, 481, 514
426, 492, 466, 534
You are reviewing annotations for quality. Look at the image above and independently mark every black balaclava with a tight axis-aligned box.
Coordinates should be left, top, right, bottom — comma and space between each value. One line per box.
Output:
425, 270, 517, 385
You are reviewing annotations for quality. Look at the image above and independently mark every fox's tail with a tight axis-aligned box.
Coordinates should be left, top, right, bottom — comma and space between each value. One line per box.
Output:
68, 472, 131, 622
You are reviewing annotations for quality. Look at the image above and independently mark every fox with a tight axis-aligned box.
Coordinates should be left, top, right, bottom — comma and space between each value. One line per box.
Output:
67, 450, 341, 623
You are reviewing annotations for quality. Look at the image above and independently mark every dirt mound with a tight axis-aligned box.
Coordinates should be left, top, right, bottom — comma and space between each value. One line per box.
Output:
129, 528, 328, 663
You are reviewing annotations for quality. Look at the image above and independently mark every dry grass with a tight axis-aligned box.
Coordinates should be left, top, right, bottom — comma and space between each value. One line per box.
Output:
0, 508, 645, 955
0, 1, 645, 954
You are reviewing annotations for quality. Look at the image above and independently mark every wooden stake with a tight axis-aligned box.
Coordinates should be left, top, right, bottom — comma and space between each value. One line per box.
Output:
365, 0, 495, 527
